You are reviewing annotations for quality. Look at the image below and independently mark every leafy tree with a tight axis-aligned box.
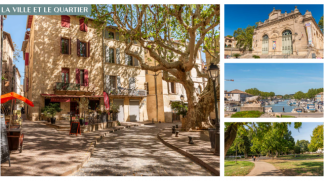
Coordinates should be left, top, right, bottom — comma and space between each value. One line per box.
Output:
319, 16, 323, 33
233, 25, 256, 53
226, 35, 233, 38
170, 101, 188, 116
41, 103, 62, 118
294, 91, 306, 100
225, 122, 302, 157
294, 145, 301, 154
296, 140, 310, 153
308, 125, 323, 152
90, 4, 220, 130
245, 88, 260, 96
12, 41, 21, 62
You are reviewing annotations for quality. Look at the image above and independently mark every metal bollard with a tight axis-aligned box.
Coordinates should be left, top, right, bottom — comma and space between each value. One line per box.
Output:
172, 126, 176, 134
175, 131, 179, 137
175, 124, 178, 128
188, 136, 194, 144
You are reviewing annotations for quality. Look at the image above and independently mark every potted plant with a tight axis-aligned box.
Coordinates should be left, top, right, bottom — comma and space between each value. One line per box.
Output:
79, 118, 85, 126
233, 53, 241, 58
109, 103, 120, 121
43, 103, 62, 124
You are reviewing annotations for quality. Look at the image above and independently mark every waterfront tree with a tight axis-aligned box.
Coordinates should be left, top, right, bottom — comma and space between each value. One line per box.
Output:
294, 91, 306, 100
90, 5, 220, 130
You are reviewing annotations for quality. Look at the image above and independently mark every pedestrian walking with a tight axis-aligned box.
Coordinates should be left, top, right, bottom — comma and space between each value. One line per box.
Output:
283, 106, 285, 112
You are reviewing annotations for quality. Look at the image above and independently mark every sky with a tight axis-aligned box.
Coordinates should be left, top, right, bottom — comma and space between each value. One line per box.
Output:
225, 63, 323, 95
225, 4, 324, 36
3, 15, 27, 85
289, 122, 323, 142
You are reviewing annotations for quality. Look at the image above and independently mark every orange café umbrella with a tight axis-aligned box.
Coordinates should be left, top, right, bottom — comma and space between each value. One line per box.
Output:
1, 92, 34, 107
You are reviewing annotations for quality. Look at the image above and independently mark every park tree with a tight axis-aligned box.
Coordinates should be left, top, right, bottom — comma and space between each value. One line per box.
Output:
294, 91, 306, 100
308, 125, 323, 152
295, 140, 310, 154
90, 5, 220, 130
225, 122, 302, 157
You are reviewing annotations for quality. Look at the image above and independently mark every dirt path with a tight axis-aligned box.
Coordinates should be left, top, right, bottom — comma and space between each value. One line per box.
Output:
247, 160, 283, 176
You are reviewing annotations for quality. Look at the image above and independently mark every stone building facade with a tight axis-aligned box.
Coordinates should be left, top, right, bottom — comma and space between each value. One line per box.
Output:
1, 31, 15, 96
252, 6, 323, 58
22, 15, 147, 122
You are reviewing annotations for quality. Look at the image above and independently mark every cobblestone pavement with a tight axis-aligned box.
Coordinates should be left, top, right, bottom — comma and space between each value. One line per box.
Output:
73, 123, 212, 176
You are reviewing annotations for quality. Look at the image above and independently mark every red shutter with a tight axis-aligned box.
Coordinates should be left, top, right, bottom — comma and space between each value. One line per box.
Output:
77, 39, 80, 57
25, 53, 29, 66
87, 41, 90, 57
26, 78, 29, 91
79, 19, 84, 31
85, 22, 88, 32
61, 15, 70, 28
84, 69, 89, 86
76, 69, 80, 84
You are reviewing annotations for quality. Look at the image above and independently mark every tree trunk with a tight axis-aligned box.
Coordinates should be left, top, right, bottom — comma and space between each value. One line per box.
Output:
224, 123, 239, 157
244, 151, 248, 159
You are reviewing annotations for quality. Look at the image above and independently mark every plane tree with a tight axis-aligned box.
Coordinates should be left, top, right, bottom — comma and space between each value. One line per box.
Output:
308, 125, 323, 152
90, 5, 220, 130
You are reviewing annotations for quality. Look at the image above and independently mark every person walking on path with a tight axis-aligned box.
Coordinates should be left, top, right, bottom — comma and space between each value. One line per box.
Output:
283, 107, 285, 112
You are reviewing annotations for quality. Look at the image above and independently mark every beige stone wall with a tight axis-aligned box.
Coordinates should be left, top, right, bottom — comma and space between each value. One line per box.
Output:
252, 8, 323, 58
26, 15, 103, 120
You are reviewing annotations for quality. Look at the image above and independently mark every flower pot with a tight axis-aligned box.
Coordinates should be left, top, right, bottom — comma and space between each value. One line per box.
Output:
79, 119, 84, 126
51, 117, 56, 124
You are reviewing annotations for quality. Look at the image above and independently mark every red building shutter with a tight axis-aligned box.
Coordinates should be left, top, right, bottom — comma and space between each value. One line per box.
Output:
77, 39, 80, 56
87, 41, 90, 57
61, 15, 70, 28
85, 22, 88, 32
84, 69, 89, 86
25, 53, 29, 66
79, 19, 84, 31
76, 69, 80, 84
26, 78, 29, 91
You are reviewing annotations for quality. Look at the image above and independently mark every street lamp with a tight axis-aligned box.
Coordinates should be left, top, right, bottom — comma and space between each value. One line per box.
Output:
207, 63, 219, 156
180, 95, 184, 101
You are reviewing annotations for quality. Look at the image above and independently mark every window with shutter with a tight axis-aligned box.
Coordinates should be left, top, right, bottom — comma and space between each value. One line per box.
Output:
104, 75, 110, 92
108, 31, 114, 39
109, 48, 114, 63
25, 53, 29, 66
61, 15, 70, 28
110, 76, 116, 89
134, 57, 139, 66
116, 48, 120, 64
76, 69, 80, 84
117, 76, 121, 94
79, 18, 87, 32
105, 46, 109, 63
84, 69, 89, 86
77, 39, 80, 56
79, 41, 87, 57
80, 70, 84, 86
61, 38, 69, 54
61, 68, 69, 83
87, 41, 90, 57
115, 32, 119, 40
129, 77, 136, 89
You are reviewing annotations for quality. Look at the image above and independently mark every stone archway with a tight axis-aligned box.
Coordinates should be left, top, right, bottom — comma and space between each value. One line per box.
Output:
282, 30, 293, 55
262, 35, 269, 54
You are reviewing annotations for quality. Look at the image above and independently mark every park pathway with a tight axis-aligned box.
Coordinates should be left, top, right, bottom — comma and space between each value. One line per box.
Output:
73, 123, 212, 176
247, 160, 283, 176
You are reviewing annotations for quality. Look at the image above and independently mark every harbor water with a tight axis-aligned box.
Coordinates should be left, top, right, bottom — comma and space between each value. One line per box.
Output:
265, 100, 297, 112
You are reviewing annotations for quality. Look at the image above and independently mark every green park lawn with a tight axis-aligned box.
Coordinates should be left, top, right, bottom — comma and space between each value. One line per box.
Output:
278, 115, 296, 118
225, 161, 255, 176
265, 159, 323, 176
278, 154, 323, 160
231, 111, 263, 118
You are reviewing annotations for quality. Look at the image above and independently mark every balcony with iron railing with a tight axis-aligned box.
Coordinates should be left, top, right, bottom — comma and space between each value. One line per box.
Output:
54, 82, 81, 91
105, 87, 147, 97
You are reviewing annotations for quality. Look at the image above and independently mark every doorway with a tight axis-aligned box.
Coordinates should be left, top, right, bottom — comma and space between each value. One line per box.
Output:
114, 99, 124, 122
262, 35, 269, 54
129, 100, 139, 122
282, 30, 292, 55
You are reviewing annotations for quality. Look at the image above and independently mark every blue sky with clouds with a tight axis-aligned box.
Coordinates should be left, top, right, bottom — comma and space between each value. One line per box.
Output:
289, 122, 323, 142
3, 15, 27, 85
225, 63, 323, 95
225, 4, 324, 36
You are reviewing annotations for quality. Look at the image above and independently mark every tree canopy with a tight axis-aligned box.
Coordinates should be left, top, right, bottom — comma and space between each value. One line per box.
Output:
245, 88, 275, 99
308, 125, 323, 152
319, 16, 323, 33
233, 24, 256, 52
293, 88, 323, 100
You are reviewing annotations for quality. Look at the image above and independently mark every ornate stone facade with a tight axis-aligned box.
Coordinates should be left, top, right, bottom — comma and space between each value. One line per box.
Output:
252, 6, 323, 58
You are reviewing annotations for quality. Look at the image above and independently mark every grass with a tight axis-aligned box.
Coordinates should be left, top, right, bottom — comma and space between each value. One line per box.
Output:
225, 161, 255, 176
277, 154, 323, 160
265, 159, 323, 176
277, 115, 296, 118
231, 111, 263, 118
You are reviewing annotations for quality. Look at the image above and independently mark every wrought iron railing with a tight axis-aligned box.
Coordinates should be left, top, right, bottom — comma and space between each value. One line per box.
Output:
105, 87, 147, 97
54, 82, 81, 91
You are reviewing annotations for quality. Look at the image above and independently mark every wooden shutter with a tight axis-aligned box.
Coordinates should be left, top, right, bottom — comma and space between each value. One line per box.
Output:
61, 15, 70, 28
60, 37, 62, 54
79, 19, 84, 31
116, 48, 120, 64
105, 29, 109, 39
76, 69, 80, 84
84, 69, 89, 86
87, 41, 90, 57
104, 75, 110, 92
105, 46, 109, 63
176, 83, 179, 94
129, 77, 136, 89
85, 21, 88, 32
115, 32, 119, 40
124, 53, 128, 65
25, 53, 29, 66
77, 39, 80, 56
168, 83, 172, 94
69, 38, 71, 55
117, 76, 121, 94
134, 57, 139, 66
